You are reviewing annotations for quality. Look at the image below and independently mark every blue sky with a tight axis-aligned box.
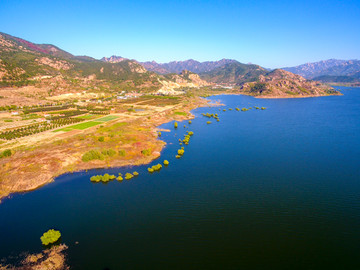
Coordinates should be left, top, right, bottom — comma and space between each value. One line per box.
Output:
1, 0, 359, 68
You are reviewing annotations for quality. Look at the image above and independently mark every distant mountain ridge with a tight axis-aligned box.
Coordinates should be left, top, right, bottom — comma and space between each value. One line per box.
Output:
199, 62, 268, 85
101, 58, 239, 74
141, 59, 239, 74
283, 59, 360, 85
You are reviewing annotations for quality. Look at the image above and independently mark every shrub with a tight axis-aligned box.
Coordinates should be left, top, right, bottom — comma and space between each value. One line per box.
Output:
188, 120, 192, 124
177, 149, 185, 156
125, 173, 133, 180
261, 107, 266, 110
118, 149, 126, 156
102, 173, 111, 182
90, 174, 115, 183
141, 149, 151, 156
90, 175, 102, 182
82, 150, 104, 162
206, 121, 211, 124
1, 149, 12, 158
40, 229, 61, 246
158, 132, 161, 137
174, 122, 178, 128
101, 149, 116, 157
149, 163, 162, 171
133, 171, 139, 176
163, 160, 169, 166
98, 136, 105, 142
117, 176, 123, 181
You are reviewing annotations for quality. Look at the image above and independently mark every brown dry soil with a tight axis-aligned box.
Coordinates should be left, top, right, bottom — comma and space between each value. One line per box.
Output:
0, 97, 209, 201
0, 244, 68, 270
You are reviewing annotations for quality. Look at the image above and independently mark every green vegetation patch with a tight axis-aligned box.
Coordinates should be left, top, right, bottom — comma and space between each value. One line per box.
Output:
148, 163, 162, 173
174, 111, 187, 116
56, 121, 102, 132
96, 115, 120, 122
0, 149, 12, 159
76, 114, 97, 120
90, 173, 116, 183
82, 148, 118, 162
40, 229, 61, 246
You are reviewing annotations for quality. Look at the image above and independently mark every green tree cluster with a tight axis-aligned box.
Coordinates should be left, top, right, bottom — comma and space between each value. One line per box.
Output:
101, 149, 116, 156
82, 150, 104, 162
125, 173, 134, 180
0, 149, 12, 158
82, 148, 117, 162
40, 229, 61, 246
148, 163, 162, 172
141, 149, 151, 156
90, 173, 116, 183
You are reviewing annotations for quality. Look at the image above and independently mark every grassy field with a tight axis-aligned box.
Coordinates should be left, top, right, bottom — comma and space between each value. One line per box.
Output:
96, 115, 119, 122
55, 121, 102, 132
75, 114, 97, 120
174, 111, 187, 116
54, 115, 119, 132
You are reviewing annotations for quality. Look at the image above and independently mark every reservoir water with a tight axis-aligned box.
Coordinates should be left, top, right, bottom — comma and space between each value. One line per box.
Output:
1, 87, 360, 269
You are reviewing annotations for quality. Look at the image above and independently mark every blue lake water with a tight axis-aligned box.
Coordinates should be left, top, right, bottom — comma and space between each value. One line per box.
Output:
1, 86, 360, 269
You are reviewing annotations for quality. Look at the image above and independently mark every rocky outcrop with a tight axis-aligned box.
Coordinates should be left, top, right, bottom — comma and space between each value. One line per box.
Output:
35, 57, 73, 70
101, 55, 127, 63
128, 61, 147, 73
240, 69, 341, 98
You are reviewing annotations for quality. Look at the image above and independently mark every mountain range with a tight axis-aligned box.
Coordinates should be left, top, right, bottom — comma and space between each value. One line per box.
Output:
0, 31, 345, 100
0, 32, 212, 95
283, 59, 360, 85
102, 55, 360, 85
101, 56, 241, 75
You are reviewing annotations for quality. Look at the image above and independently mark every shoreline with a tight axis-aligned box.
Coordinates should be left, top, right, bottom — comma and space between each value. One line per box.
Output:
0, 90, 343, 202
0, 96, 210, 202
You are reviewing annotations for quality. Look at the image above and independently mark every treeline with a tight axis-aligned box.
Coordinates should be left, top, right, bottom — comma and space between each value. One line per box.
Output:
23, 105, 73, 114
0, 118, 84, 140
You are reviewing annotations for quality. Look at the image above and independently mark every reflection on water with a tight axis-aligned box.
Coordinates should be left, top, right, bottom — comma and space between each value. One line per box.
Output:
1, 87, 360, 269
